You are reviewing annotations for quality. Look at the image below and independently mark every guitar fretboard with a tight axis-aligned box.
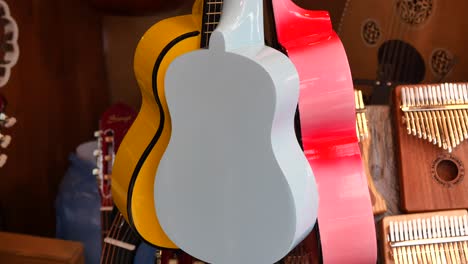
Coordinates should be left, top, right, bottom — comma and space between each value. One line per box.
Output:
200, 0, 223, 48
100, 212, 140, 264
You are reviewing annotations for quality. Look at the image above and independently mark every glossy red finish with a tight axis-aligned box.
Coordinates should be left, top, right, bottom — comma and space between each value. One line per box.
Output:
272, 0, 377, 263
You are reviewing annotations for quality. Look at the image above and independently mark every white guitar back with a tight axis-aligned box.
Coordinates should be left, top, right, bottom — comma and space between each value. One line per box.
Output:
155, 0, 318, 263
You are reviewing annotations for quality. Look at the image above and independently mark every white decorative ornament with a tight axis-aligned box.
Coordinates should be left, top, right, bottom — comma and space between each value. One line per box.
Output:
0, 0, 19, 87
154, 0, 318, 263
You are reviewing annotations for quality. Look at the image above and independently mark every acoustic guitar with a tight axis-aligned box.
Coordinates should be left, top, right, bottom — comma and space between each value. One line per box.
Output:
154, 0, 318, 263
93, 103, 136, 238
269, 0, 377, 263
338, 0, 468, 104
112, 0, 224, 248
0, 94, 15, 168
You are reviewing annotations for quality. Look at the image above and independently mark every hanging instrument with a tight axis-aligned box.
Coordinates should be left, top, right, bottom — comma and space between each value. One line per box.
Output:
93, 103, 136, 239
111, 0, 223, 248
269, 0, 377, 263
154, 0, 318, 262
338, 0, 468, 104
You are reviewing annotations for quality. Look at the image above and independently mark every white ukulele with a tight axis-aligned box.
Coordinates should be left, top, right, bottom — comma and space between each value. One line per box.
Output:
154, 0, 318, 263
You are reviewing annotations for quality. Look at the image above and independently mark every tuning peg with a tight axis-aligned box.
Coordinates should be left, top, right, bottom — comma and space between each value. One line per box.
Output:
4, 117, 16, 128
93, 149, 102, 157
94, 130, 102, 138
0, 154, 7, 167
0, 135, 11, 148
92, 168, 100, 175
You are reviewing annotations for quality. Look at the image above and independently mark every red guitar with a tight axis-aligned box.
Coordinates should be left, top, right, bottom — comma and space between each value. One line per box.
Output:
93, 103, 137, 237
0, 94, 16, 168
270, 0, 377, 263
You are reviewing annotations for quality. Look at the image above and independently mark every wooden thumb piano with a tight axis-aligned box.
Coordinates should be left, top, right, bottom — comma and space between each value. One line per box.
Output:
379, 82, 468, 263
393, 83, 468, 213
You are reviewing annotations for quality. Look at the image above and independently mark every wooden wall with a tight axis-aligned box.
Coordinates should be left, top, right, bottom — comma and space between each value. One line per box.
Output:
0, 0, 110, 236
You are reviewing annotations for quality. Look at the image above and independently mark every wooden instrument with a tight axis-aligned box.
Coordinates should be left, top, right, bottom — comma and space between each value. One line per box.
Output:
111, 0, 223, 248
154, 0, 317, 263
269, 0, 376, 263
93, 103, 136, 238
338, 0, 468, 104
0, 0, 19, 88
355, 89, 388, 215
86, 0, 192, 16
380, 209, 468, 264
0, 94, 15, 168
394, 83, 468, 213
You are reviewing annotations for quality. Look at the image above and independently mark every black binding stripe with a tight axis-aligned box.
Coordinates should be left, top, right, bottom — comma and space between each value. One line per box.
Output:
127, 31, 200, 247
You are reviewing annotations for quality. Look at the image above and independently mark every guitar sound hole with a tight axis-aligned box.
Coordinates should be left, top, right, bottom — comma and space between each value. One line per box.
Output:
436, 159, 459, 183
377, 40, 425, 84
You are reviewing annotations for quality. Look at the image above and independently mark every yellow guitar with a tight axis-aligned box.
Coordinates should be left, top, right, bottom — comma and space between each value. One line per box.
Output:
111, 0, 223, 248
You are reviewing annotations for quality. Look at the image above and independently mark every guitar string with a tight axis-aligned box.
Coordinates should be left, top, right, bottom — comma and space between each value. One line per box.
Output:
102, 135, 113, 259
104, 134, 114, 239
379, 0, 400, 88
205, 0, 211, 48
112, 214, 129, 263
101, 211, 119, 263
386, 2, 403, 87
391, 0, 415, 88
119, 216, 135, 264
394, 6, 413, 88
125, 217, 140, 263
106, 213, 121, 264
98, 132, 110, 264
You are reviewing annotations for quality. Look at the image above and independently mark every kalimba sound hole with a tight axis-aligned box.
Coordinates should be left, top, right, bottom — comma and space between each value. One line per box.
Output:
436, 159, 459, 182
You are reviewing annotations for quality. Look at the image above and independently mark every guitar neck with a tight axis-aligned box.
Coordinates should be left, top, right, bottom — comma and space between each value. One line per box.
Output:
199, 0, 223, 48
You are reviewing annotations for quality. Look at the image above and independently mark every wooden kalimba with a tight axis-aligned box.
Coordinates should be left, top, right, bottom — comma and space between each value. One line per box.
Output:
380, 210, 468, 264
394, 83, 468, 212
355, 89, 387, 215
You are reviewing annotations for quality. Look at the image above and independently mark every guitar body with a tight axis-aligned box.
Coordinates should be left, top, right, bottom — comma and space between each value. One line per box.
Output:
339, 0, 468, 102
112, 0, 207, 248
155, 0, 318, 263
271, 0, 377, 263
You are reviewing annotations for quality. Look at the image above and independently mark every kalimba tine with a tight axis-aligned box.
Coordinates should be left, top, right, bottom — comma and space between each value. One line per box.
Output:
380, 210, 468, 264
355, 89, 387, 215
394, 83, 468, 213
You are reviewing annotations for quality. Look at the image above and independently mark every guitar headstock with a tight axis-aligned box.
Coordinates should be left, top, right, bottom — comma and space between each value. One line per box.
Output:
0, 93, 16, 167
93, 103, 136, 210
